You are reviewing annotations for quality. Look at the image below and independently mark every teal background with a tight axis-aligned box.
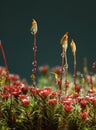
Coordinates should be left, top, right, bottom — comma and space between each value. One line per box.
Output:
0, 0, 96, 82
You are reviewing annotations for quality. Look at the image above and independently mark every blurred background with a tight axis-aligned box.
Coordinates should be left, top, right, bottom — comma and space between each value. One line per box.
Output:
0, 0, 96, 82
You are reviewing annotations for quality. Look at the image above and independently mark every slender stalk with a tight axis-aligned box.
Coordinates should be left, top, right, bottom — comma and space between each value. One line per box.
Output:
60, 48, 65, 91
65, 52, 68, 95
0, 41, 12, 109
32, 34, 37, 87
60, 32, 68, 93
0, 41, 9, 77
74, 53, 77, 91
70, 39, 76, 92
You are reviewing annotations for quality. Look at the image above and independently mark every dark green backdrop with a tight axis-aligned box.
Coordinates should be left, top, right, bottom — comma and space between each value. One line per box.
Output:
0, 0, 96, 82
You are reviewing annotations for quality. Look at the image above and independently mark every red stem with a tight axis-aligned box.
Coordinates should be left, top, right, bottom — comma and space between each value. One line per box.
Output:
74, 54, 77, 92
65, 65, 68, 95
0, 41, 12, 109
0, 41, 9, 75
64, 53, 68, 95
60, 48, 65, 91
32, 34, 37, 87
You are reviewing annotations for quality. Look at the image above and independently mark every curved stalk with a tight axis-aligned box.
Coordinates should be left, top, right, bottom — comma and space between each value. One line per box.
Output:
0, 41, 12, 109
